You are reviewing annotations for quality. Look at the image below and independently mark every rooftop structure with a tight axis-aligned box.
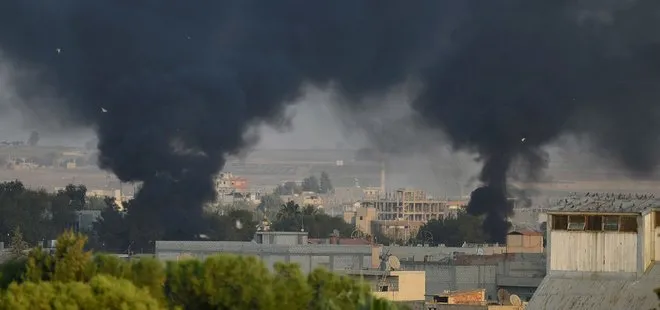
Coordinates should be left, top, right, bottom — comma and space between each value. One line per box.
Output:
155, 231, 378, 273
548, 192, 657, 214
505, 230, 543, 254
528, 192, 660, 309
342, 269, 426, 302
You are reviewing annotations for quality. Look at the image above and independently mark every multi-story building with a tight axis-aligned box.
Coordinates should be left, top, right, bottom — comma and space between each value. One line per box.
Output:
215, 172, 248, 194
361, 188, 445, 222
528, 192, 660, 310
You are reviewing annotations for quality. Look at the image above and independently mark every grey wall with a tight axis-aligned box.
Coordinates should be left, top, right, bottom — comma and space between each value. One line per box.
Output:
385, 246, 506, 262
401, 263, 498, 299
155, 241, 373, 273
401, 253, 545, 301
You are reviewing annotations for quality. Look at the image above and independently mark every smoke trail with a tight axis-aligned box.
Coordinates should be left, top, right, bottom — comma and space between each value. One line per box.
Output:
1, 1, 660, 242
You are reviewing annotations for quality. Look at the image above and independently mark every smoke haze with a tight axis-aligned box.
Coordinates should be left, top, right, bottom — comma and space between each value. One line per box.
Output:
1, 1, 660, 241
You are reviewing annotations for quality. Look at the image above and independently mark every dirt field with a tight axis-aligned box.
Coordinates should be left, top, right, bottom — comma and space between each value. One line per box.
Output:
0, 167, 128, 193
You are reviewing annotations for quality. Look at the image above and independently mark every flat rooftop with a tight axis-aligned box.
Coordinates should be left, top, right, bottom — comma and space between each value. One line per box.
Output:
547, 192, 659, 214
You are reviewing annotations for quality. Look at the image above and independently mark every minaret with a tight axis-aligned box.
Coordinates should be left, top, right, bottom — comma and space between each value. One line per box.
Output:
380, 159, 386, 196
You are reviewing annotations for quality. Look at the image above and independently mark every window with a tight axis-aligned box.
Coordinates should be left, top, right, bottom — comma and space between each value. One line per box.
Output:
603, 216, 619, 231
620, 216, 637, 232
553, 214, 638, 232
585, 216, 602, 231
380, 286, 389, 292
552, 215, 568, 230
656, 212, 660, 228
359, 216, 363, 220
568, 215, 586, 230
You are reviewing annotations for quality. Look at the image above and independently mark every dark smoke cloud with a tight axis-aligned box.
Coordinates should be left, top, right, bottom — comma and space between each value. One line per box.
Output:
411, 0, 660, 241
0, 1, 441, 240
1, 1, 659, 242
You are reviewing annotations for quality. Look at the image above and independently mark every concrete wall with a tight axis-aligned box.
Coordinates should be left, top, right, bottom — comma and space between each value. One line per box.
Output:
643, 212, 654, 270
656, 226, 660, 265
550, 231, 637, 272
155, 241, 373, 273
384, 246, 506, 262
506, 234, 543, 253
356, 207, 376, 235
373, 271, 426, 302
496, 254, 545, 300
401, 253, 545, 302
401, 262, 498, 299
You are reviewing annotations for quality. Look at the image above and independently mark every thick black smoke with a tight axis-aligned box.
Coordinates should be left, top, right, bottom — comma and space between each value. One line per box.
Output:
412, 0, 660, 241
1, 1, 660, 242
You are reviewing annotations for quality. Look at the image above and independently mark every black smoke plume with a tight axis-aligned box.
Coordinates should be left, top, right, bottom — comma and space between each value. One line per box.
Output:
1, 1, 660, 242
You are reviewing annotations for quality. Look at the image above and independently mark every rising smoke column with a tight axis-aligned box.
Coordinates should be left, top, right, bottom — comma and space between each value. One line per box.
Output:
1, 1, 660, 242
412, 0, 660, 242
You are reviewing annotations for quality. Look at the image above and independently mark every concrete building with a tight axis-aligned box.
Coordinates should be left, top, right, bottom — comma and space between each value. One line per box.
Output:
362, 189, 445, 222
363, 187, 383, 200
342, 270, 426, 302
425, 289, 526, 310
357, 207, 377, 235
215, 172, 248, 194
343, 207, 377, 235
376, 244, 542, 301
528, 192, 660, 309
505, 231, 543, 254
371, 220, 426, 241
155, 231, 378, 274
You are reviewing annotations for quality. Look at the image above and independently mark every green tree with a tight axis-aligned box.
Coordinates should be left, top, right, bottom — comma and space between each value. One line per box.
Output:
257, 193, 284, 220
302, 175, 320, 193
9, 226, 28, 258
416, 212, 489, 247
24, 230, 91, 283
302, 212, 354, 239
57, 184, 87, 211
0, 275, 161, 310
129, 258, 166, 302
1, 231, 405, 310
204, 209, 258, 241
272, 263, 313, 309
94, 197, 129, 252
319, 171, 333, 194
0, 258, 26, 290
273, 203, 354, 237
307, 268, 370, 310
274, 201, 304, 232
275, 181, 303, 195
166, 255, 277, 309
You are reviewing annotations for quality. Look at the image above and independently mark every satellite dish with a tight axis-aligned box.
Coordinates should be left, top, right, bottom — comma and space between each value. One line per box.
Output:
510, 295, 522, 306
476, 248, 484, 255
387, 255, 401, 270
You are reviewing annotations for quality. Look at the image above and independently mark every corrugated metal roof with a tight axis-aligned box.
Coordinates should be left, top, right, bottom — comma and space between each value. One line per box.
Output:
527, 264, 660, 310
547, 192, 659, 214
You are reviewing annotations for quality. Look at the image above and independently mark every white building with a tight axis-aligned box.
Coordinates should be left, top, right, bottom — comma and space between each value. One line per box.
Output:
529, 192, 660, 309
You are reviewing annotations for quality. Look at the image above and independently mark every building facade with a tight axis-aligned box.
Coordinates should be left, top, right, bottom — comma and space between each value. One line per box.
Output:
529, 192, 660, 310
342, 270, 426, 302
155, 231, 378, 274
361, 189, 445, 222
